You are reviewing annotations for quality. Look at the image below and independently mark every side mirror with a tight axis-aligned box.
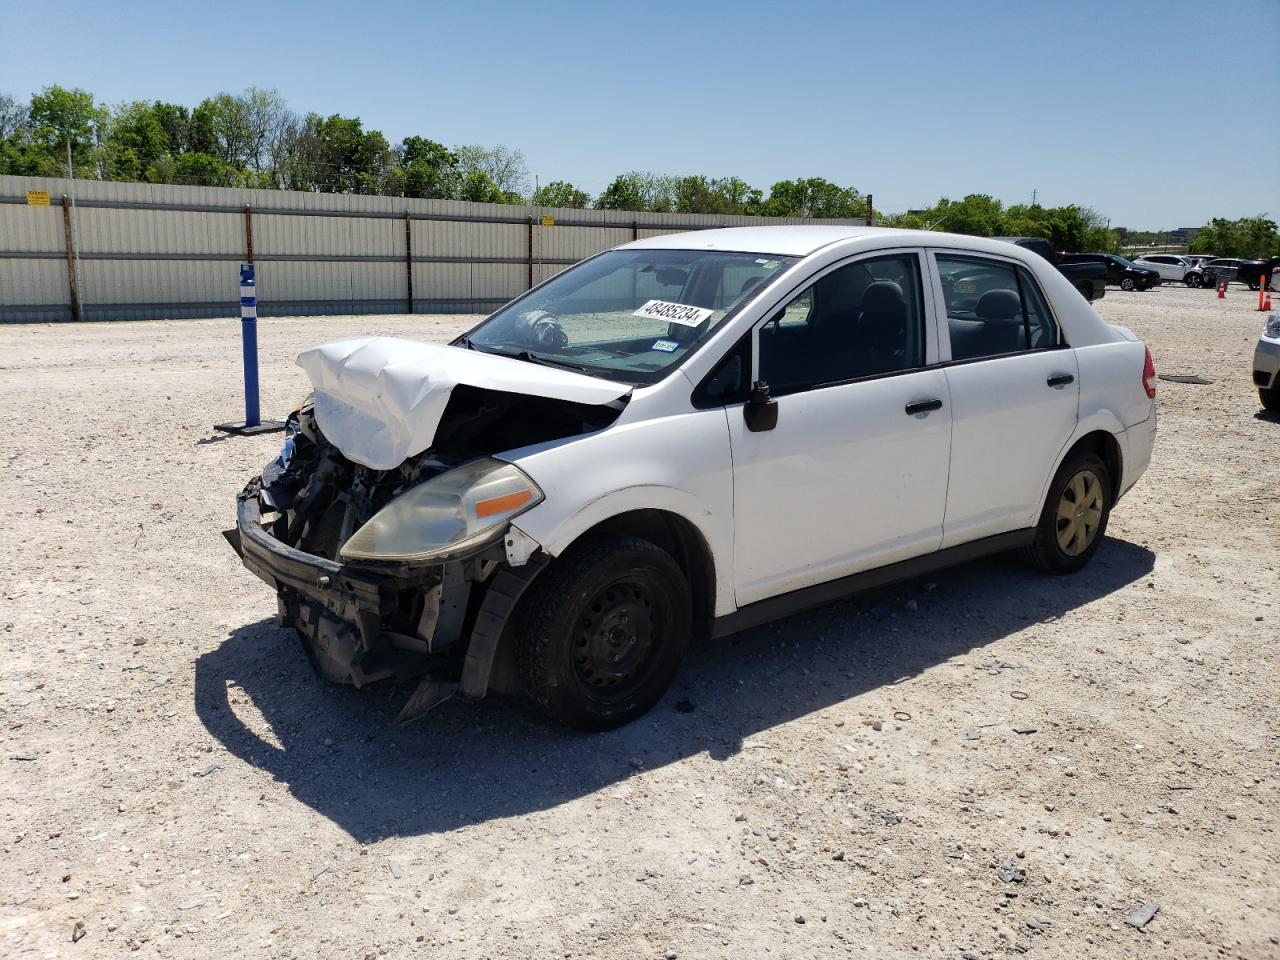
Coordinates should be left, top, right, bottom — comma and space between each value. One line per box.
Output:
743, 380, 778, 432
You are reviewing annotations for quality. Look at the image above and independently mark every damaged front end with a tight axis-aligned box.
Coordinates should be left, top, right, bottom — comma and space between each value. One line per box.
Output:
228, 385, 623, 720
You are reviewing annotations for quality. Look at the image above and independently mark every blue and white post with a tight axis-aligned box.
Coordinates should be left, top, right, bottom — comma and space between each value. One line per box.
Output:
239, 262, 260, 427
214, 261, 284, 435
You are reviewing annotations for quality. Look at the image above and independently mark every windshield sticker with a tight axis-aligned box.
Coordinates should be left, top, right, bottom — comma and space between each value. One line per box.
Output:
651, 339, 679, 353
754, 258, 781, 269
634, 299, 714, 328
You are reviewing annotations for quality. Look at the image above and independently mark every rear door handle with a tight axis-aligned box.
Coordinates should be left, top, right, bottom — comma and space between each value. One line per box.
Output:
1046, 374, 1075, 387
905, 399, 943, 415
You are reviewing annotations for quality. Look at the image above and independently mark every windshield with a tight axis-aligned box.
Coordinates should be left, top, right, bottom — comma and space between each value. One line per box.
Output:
462, 249, 796, 383
1112, 255, 1135, 267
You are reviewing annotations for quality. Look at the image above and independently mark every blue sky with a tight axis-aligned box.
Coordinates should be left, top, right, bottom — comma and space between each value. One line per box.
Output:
2, 0, 1276, 228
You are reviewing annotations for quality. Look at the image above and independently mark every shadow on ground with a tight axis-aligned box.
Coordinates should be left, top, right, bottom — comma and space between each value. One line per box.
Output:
196, 538, 1153, 842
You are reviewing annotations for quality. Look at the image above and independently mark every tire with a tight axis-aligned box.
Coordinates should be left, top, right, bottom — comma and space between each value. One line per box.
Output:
1120, 278, 1135, 291
1261, 387, 1280, 412
1184, 274, 1200, 288
1024, 451, 1112, 574
1074, 282, 1091, 299
516, 536, 691, 730
1248, 281, 1260, 291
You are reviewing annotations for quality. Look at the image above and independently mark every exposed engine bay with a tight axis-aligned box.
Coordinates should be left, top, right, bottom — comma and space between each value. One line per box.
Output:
231, 384, 624, 707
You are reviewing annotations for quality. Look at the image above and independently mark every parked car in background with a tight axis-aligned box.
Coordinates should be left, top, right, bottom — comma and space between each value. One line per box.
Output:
996, 237, 1106, 301
1254, 311, 1280, 411
1202, 258, 1250, 289
228, 225, 1156, 729
1131, 253, 1196, 286
1244, 256, 1280, 290
1062, 253, 1159, 291
1181, 259, 1212, 287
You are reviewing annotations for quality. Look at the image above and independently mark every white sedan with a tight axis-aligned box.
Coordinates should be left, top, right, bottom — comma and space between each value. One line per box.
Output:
231, 226, 1158, 729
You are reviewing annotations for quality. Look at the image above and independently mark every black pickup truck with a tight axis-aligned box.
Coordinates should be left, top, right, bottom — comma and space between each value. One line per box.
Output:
996, 237, 1106, 302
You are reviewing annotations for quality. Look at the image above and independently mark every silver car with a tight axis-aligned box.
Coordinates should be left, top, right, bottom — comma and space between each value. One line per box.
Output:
1256, 307, 1280, 412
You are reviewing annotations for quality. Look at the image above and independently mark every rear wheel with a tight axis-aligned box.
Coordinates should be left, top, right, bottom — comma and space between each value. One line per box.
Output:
1024, 451, 1112, 574
1261, 387, 1280, 412
516, 536, 691, 730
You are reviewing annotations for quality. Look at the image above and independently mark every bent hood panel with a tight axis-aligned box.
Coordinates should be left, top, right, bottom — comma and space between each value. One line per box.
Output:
296, 337, 631, 470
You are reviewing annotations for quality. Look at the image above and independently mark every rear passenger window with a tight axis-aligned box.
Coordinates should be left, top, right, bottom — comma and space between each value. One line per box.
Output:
758, 253, 925, 394
936, 255, 1060, 361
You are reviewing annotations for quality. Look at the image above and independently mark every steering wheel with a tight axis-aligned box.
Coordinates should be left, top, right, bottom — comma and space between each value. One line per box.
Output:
515, 310, 568, 349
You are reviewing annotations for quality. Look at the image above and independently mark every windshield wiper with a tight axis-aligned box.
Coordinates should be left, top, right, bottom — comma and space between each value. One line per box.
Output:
477, 344, 593, 374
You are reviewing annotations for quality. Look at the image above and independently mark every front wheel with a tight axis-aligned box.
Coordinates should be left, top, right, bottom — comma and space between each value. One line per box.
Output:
1024, 451, 1112, 574
1120, 278, 1136, 291
516, 536, 691, 730
1184, 274, 1201, 288
1261, 387, 1280, 412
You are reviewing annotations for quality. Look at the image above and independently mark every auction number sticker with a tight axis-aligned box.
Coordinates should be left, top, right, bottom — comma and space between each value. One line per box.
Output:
651, 339, 679, 353
634, 299, 713, 328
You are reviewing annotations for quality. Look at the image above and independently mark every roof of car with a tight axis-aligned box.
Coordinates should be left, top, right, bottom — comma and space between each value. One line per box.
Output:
622, 225, 1048, 258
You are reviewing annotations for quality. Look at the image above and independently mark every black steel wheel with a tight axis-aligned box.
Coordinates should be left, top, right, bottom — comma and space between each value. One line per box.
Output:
516, 536, 691, 730
1024, 451, 1112, 574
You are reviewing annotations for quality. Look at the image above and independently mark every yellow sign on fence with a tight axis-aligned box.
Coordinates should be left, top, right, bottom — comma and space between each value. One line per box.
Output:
26, 191, 51, 206
540, 215, 555, 227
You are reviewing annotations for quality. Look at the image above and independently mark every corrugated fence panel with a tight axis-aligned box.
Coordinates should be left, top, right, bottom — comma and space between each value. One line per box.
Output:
1, 204, 63, 252
1, 174, 864, 320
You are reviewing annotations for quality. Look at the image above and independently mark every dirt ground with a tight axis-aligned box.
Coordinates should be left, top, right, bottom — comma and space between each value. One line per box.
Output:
1, 283, 1277, 960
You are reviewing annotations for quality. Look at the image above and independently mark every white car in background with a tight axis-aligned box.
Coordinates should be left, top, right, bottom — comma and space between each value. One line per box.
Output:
1131, 253, 1196, 285
1255, 310, 1280, 411
230, 226, 1159, 729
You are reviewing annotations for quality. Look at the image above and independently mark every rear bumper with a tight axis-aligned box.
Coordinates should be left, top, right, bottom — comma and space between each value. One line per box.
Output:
1117, 410, 1157, 500
1253, 336, 1280, 389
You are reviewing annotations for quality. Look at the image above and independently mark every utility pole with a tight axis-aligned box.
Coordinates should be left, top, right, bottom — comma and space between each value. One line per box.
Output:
1031, 187, 1037, 206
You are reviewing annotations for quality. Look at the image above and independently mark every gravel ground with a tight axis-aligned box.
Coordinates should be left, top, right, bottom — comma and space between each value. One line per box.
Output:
1, 283, 1277, 959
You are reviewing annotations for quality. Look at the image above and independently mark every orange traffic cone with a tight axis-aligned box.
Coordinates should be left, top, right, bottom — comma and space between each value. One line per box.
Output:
1217, 281, 1226, 298
1262, 290, 1273, 311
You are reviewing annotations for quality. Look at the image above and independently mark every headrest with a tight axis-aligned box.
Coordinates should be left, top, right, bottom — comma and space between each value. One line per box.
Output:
975, 289, 1021, 320
862, 280, 905, 314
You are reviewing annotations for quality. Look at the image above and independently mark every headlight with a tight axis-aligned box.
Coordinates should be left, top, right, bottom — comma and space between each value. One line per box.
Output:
1265, 315, 1280, 339
339, 458, 543, 562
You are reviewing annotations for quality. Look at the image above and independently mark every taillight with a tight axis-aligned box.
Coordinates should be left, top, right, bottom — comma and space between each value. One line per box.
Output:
1142, 346, 1157, 399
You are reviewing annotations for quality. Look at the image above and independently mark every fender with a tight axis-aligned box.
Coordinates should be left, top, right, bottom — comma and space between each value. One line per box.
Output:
510, 483, 735, 617
1029, 408, 1127, 526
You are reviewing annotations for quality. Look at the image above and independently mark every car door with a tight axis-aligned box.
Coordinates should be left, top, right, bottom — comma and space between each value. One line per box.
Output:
725, 250, 951, 606
930, 251, 1080, 548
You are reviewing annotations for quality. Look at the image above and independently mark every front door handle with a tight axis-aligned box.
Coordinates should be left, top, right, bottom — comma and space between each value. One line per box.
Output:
1046, 373, 1075, 387
905, 398, 943, 415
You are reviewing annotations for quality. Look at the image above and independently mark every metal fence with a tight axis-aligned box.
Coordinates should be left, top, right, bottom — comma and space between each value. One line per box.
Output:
0, 175, 865, 322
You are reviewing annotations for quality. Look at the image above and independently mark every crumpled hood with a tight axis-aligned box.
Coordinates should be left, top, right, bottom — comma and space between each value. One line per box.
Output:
296, 336, 632, 470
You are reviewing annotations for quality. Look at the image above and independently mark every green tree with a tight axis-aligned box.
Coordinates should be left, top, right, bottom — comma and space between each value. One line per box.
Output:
166, 151, 240, 186
398, 136, 457, 199
292, 113, 394, 193
458, 170, 504, 203
1192, 216, 1278, 259
594, 171, 678, 212
531, 179, 590, 208
105, 101, 171, 181
28, 85, 105, 173
759, 177, 863, 218
454, 143, 528, 197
